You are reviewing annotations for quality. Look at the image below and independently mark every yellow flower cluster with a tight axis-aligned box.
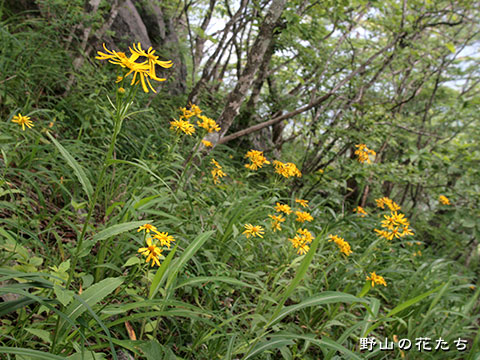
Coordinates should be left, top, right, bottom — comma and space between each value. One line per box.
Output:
244, 150, 270, 170
354, 144, 376, 164
241, 150, 302, 178
295, 210, 313, 223
96, 42, 172, 93
243, 224, 265, 238
374, 211, 414, 240
273, 160, 302, 178
366, 271, 387, 287
12, 113, 34, 131
328, 234, 353, 256
197, 115, 221, 133
137, 223, 176, 266
268, 214, 285, 232
267, 198, 314, 254
289, 229, 314, 255
353, 206, 368, 217
180, 104, 202, 119
295, 198, 309, 208
211, 159, 227, 184
170, 119, 195, 135
439, 195, 451, 205
170, 104, 221, 137
275, 202, 292, 215
375, 197, 401, 211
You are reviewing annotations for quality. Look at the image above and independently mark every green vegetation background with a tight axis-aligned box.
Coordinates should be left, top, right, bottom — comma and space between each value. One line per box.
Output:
0, 0, 479, 359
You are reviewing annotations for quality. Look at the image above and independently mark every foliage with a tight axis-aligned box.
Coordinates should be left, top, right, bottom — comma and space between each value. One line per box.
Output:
0, 0, 479, 359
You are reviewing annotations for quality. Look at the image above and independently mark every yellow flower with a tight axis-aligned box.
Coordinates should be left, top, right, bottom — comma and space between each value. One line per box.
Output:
129, 42, 173, 81
386, 200, 401, 211
297, 228, 314, 243
138, 238, 162, 266
243, 224, 265, 238
386, 227, 402, 240
375, 197, 401, 211
295, 199, 309, 208
268, 214, 285, 231
328, 234, 352, 256
211, 159, 221, 168
439, 195, 451, 205
381, 211, 409, 230
137, 223, 158, 233
366, 272, 387, 287
274, 202, 292, 215
400, 226, 414, 237
297, 243, 310, 255
354, 144, 376, 164
201, 139, 213, 147
288, 229, 314, 255
353, 206, 367, 217
197, 115, 221, 133
295, 211, 313, 223
152, 231, 175, 249
12, 113, 34, 131
96, 43, 171, 93
211, 159, 226, 184
374, 228, 390, 239
170, 119, 195, 135
190, 103, 202, 116
180, 107, 195, 119
381, 213, 397, 230
245, 150, 270, 170
272, 160, 301, 178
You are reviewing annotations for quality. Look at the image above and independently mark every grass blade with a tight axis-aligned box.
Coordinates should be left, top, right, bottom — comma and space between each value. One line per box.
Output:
57, 277, 124, 340
46, 131, 93, 201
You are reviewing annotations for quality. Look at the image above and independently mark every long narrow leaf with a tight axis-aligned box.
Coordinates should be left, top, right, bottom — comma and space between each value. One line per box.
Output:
46, 132, 93, 200
149, 244, 178, 299
0, 347, 65, 359
165, 231, 214, 291
57, 277, 124, 340
270, 292, 368, 326
92, 220, 152, 243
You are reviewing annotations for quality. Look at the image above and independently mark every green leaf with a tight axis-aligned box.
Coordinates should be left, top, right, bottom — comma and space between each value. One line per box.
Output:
0, 347, 65, 359
92, 220, 152, 243
174, 276, 261, 291
149, 244, 178, 299
78, 221, 151, 257
124, 256, 141, 267
0, 296, 36, 317
244, 338, 295, 359
53, 284, 74, 306
357, 280, 372, 298
46, 131, 93, 200
364, 284, 444, 335
269, 292, 368, 326
67, 351, 107, 360
57, 277, 124, 339
445, 42, 456, 53
24, 327, 52, 344
139, 340, 176, 360
164, 231, 214, 291
58, 260, 71, 273
386, 284, 443, 318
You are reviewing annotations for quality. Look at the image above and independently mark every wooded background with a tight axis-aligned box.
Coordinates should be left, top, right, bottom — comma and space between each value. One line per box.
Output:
3, 0, 480, 261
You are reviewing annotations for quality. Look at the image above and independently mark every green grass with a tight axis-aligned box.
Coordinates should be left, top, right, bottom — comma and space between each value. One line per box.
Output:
0, 6, 479, 360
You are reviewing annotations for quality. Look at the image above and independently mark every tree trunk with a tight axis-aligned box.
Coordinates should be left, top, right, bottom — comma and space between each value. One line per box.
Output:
210, 0, 287, 144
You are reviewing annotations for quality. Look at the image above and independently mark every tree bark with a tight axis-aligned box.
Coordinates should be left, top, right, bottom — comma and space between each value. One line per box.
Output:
209, 0, 287, 143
